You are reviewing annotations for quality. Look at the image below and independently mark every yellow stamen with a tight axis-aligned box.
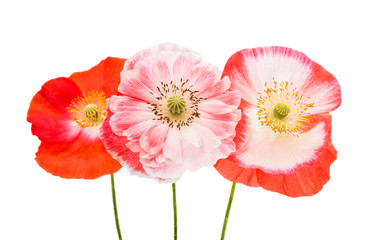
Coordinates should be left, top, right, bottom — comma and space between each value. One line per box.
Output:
257, 79, 314, 136
67, 90, 107, 128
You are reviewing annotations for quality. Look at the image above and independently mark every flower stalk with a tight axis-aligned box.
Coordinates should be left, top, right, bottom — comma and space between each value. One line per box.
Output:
172, 183, 178, 240
111, 174, 122, 240
221, 182, 236, 240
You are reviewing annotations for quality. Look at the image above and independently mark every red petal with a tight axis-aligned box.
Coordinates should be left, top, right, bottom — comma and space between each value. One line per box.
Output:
69, 57, 126, 97
215, 113, 336, 197
27, 77, 82, 142
256, 114, 336, 197
35, 134, 121, 179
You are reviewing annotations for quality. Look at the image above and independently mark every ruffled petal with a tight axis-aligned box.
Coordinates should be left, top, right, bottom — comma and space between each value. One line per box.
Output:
140, 124, 169, 155
27, 77, 82, 143
35, 132, 121, 179
69, 57, 126, 97
124, 43, 200, 71
119, 70, 158, 103
110, 110, 155, 136
100, 110, 148, 177
187, 62, 230, 98
109, 95, 150, 112
172, 52, 202, 82
163, 127, 183, 164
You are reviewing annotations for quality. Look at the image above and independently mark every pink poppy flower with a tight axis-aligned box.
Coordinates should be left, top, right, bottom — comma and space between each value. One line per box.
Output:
215, 47, 341, 197
27, 57, 124, 179
101, 43, 241, 182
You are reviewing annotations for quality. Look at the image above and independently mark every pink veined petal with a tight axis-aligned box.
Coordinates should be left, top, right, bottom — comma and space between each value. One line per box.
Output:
124, 43, 200, 71
207, 90, 241, 108
123, 120, 157, 141
109, 95, 150, 113
182, 142, 234, 172
163, 127, 183, 164
100, 111, 148, 177
148, 57, 173, 85
181, 125, 202, 148
188, 62, 225, 97
190, 123, 222, 153
139, 124, 170, 155
172, 52, 202, 82
124, 48, 153, 71
109, 110, 155, 136
142, 156, 185, 180
125, 140, 143, 153
196, 76, 231, 99
119, 70, 158, 103
195, 111, 240, 140
199, 98, 238, 114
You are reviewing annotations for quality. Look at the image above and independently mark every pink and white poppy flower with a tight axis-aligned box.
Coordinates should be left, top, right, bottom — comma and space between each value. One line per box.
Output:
101, 43, 241, 182
215, 46, 341, 197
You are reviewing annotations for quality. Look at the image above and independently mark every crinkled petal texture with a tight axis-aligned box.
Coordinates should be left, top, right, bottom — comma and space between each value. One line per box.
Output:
27, 57, 125, 179
101, 43, 241, 182
215, 47, 341, 197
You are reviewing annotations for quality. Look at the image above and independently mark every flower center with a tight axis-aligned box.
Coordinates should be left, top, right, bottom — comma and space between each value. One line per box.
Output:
167, 95, 186, 115
67, 90, 107, 128
148, 79, 203, 130
257, 79, 314, 136
273, 102, 290, 119
84, 103, 99, 120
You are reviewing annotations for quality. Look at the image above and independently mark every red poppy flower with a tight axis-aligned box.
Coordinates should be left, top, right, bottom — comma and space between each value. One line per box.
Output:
215, 47, 341, 197
27, 57, 125, 179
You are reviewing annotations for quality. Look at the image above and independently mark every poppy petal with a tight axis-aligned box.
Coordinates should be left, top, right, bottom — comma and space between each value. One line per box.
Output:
69, 57, 126, 97
100, 109, 148, 177
27, 77, 82, 142
224, 46, 341, 114
35, 133, 121, 179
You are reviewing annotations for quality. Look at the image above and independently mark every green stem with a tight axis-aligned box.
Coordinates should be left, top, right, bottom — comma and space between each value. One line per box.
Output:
111, 174, 122, 240
221, 182, 237, 240
172, 183, 177, 240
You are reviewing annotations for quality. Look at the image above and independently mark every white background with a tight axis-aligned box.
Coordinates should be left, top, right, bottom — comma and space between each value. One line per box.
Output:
1, 0, 364, 239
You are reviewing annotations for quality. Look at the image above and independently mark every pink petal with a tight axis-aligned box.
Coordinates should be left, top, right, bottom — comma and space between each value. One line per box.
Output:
163, 127, 183, 164
100, 111, 148, 177
123, 120, 157, 141
109, 110, 155, 136
109, 95, 150, 113
119, 70, 157, 103
139, 124, 169, 155
199, 98, 238, 114
195, 112, 240, 140
190, 123, 221, 152
172, 52, 202, 82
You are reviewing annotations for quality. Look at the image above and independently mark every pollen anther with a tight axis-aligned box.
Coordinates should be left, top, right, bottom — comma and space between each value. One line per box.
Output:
257, 79, 314, 136
67, 90, 107, 128
148, 79, 202, 130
